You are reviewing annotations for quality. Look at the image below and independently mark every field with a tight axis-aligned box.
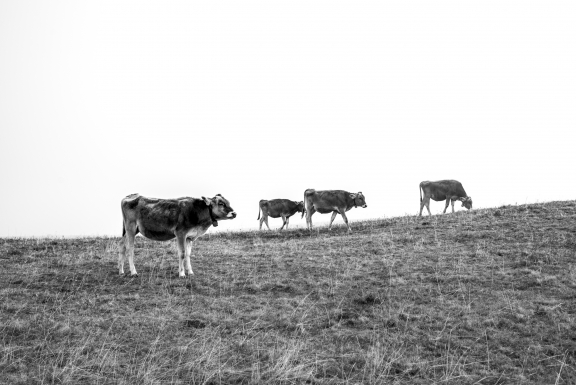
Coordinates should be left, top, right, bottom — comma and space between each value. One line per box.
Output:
1, 201, 576, 384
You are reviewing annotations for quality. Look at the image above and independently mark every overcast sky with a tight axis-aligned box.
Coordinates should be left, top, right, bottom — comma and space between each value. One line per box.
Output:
1, 1, 574, 237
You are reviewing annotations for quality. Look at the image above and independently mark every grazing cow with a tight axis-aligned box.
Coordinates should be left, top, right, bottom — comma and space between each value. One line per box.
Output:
257, 199, 305, 230
303, 189, 367, 232
419, 180, 472, 216
119, 193, 236, 277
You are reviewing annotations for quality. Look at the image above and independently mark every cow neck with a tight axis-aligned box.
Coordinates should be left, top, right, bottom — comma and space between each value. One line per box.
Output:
208, 204, 218, 227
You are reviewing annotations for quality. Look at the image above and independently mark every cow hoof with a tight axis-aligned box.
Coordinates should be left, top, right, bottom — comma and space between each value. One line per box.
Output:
129, 273, 138, 278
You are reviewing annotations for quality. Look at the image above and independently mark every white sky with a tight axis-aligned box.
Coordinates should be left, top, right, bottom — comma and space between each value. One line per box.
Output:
1, 1, 575, 237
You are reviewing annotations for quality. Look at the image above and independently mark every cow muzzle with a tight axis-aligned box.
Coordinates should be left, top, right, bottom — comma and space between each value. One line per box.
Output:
362, 204, 367, 208
228, 212, 237, 219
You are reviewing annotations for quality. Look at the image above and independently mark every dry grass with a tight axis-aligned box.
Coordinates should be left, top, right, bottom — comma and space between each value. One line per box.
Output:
1, 201, 575, 384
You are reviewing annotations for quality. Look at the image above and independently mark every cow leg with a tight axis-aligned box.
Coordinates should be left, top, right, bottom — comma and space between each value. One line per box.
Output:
259, 216, 264, 230
286, 216, 289, 229
328, 211, 338, 230
264, 216, 271, 230
176, 234, 187, 278
420, 197, 432, 217
443, 198, 450, 214
120, 221, 138, 276
185, 238, 194, 276
126, 229, 138, 276
118, 234, 126, 275
451, 198, 456, 213
306, 208, 315, 230
280, 216, 287, 230
340, 211, 352, 232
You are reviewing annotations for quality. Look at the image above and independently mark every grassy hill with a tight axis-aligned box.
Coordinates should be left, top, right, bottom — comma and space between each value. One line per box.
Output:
1, 201, 575, 384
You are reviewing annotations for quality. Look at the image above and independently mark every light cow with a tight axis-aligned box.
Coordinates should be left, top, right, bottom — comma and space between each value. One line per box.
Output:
303, 189, 367, 232
119, 193, 236, 277
419, 180, 472, 216
257, 199, 305, 230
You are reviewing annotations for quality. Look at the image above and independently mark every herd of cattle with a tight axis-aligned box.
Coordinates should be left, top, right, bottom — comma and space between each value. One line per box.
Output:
118, 179, 473, 277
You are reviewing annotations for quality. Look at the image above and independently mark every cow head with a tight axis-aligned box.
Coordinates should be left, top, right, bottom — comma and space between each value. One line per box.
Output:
350, 192, 367, 208
295, 201, 306, 217
460, 196, 473, 210
202, 194, 237, 226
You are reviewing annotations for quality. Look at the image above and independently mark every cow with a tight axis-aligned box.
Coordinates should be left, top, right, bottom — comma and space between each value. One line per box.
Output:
257, 199, 305, 230
303, 189, 367, 232
118, 193, 236, 277
419, 180, 472, 216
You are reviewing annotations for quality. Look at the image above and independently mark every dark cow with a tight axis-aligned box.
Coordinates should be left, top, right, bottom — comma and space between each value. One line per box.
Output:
257, 199, 305, 230
419, 180, 472, 216
303, 189, 367, 232
119, 193, 236, 277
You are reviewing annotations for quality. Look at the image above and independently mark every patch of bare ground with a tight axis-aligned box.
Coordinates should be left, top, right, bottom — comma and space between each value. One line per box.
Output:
1, 200, 575, 384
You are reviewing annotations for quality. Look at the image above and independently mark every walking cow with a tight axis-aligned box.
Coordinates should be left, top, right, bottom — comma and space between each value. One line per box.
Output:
119, 193, 236, 277
257, 199, 305, 230
303, 189, 367, 232
419, 180, 472, 216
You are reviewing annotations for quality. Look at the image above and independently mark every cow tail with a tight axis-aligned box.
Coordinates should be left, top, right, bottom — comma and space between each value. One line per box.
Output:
257, 205, 261, 220
302, 189, 308, 218
121, 204, 126, 237
419, 183, 423, 202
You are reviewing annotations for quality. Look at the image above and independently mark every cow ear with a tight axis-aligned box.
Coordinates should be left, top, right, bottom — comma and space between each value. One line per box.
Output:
216, 194, 222, 197
349, 193, 356, 199
202, 196, 212, 206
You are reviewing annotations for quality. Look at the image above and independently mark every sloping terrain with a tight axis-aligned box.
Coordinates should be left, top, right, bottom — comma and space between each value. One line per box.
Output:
1, 201, 575, 384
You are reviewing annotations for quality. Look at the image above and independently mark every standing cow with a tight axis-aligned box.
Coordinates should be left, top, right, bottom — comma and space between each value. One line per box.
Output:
119, 193, 236, 277
303, 189, 367, 232
257, 199, 305, 230
419, 180, 472, 216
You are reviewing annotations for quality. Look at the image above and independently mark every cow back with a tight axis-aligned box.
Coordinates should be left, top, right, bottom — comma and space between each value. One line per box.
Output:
125, 196, 211, 234
306, 190, 352, 212
137, 198, 182, 232
423, 180, 467, 200
266, 199, 299, 218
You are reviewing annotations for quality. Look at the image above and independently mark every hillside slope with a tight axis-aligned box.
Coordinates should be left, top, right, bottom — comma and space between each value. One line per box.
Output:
1, 201, 575, 384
